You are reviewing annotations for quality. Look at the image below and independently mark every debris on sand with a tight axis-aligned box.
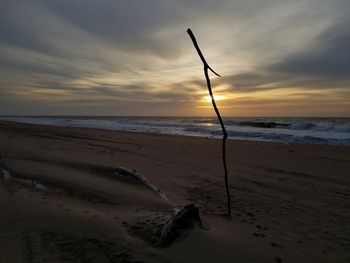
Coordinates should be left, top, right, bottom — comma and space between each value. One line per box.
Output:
17, 179, 47, 192
115, 167, 167, 201
125, 204, 202, 247
1, 168, 12, 182
34, 182, 47, 192
155, 203, 201, 247
17, 178, 35, 186
1, 167, 47, 192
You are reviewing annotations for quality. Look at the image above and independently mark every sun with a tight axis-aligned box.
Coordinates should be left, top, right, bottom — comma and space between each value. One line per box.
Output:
203, 95, 225, 102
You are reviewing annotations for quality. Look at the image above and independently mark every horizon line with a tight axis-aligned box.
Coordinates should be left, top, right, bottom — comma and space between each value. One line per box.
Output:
1, 115, 349, 118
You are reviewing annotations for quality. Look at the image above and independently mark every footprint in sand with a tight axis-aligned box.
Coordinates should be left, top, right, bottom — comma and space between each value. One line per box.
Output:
256, 225, 268, 230
253, 232, 266, 238
270, 242, 282, 248
275, 256, 282, 262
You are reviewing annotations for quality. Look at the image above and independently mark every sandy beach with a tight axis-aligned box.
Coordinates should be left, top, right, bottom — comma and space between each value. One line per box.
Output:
0, 120, 349, 263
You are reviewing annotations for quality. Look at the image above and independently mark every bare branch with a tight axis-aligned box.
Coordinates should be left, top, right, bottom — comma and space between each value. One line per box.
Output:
186, 29, 221, 77
187, 28, 231, 217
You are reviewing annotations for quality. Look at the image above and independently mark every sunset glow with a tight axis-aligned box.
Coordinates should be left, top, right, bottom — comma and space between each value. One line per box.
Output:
203, 95, 226, 102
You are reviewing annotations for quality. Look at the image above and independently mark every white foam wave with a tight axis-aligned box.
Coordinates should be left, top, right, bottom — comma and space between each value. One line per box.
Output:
0, 116, 349, 145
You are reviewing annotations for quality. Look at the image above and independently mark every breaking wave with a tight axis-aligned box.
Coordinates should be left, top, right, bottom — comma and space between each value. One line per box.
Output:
0, 116, 349, 145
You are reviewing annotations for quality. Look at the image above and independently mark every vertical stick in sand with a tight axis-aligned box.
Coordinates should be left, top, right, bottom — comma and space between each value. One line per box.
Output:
187, 28, 231, 217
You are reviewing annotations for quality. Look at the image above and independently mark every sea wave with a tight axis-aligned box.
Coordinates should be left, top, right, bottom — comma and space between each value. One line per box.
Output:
0, 116, 349, 145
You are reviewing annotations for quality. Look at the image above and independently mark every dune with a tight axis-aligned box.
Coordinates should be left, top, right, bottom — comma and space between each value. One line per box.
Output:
0, 120, 349, 262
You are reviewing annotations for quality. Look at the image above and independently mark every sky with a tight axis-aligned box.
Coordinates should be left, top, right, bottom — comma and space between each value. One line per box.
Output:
0, 0, 349, 117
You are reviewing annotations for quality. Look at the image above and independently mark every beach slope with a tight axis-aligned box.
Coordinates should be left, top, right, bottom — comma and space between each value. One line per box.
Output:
0, 121, 349, 262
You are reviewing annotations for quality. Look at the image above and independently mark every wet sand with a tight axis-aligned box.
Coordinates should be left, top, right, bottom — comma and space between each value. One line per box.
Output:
0, 121, 349, 262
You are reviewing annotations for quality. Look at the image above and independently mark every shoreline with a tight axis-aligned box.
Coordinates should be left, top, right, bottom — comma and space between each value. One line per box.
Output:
1, 120, 349, 148
1, 121, 349, 262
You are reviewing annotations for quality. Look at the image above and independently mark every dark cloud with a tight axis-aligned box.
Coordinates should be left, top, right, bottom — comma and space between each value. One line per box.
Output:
216, 15, 350, 94
269, 16, 350, 76
34, 0, 227, 59
220, 70, 350, 93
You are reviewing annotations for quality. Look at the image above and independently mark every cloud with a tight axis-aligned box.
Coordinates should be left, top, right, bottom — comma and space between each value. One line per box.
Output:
269, 15, 350, 76
0, 0, 349, 116
216, 12, 350, 96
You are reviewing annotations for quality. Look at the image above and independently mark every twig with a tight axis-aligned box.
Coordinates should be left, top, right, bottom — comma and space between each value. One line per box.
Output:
187, 28, 231, 217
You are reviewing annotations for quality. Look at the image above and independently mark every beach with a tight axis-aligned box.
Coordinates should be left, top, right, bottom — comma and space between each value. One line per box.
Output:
0, 120, 349, 262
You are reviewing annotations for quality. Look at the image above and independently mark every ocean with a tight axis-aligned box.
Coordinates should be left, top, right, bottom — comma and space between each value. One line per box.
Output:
0, 116, 349, 145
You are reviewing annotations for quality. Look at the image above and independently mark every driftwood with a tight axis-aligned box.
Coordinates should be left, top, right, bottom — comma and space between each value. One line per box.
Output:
14, 178, 47, 191
187, 28, 231, 217
1, 168, 12, 182
115, 167, 168, 201
1, 167, 47, 192
155, 203, 201, 247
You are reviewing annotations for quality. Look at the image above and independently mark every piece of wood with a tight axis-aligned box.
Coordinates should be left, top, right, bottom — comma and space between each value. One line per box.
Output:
187, 28, 231, 217
1, 168, 12, 182
155, 203, 201, 247
1, 166, 47, 192
115, 167, 168, 201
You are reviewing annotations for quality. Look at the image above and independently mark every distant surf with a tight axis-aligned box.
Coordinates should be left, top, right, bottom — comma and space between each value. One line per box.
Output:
1, 116, 349, 145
